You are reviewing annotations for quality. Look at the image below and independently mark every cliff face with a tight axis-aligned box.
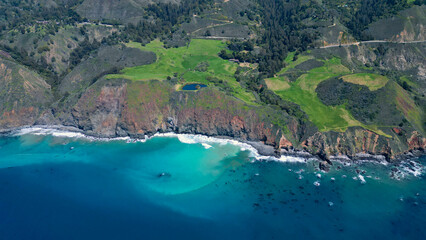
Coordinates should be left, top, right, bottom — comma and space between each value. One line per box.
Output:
59, 79, 301, 147
302, 128, 425, 159
43, 78, 424, 160
0, 59, 52, 128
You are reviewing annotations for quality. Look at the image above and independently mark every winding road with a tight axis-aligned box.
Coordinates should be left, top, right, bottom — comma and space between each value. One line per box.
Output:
320, 40, 426, 49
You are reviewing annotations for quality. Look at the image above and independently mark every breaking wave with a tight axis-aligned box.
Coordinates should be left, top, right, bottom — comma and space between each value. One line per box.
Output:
10, 126, 306, 163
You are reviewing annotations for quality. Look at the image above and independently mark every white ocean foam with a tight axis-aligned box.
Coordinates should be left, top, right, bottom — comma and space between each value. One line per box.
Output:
13, 126, 133, 142
390, 160, 425, 180
11, 127, 308, 163
276, 155, 307, 163
176, 135, 198, 144
10, 127, 425, 177
154, 132, 307, 163
358, 174, 366, 184
401, 161, 424, 177
14, 127, 85, 138
201, 143, 213, 149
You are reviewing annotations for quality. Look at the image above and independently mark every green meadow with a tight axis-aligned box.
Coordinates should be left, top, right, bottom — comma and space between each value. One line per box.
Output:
107, 39, 256, 104
393, 81, 424, 134
108, 40, 397, 136
268, 56, 389, 135
341, 73, 389, 91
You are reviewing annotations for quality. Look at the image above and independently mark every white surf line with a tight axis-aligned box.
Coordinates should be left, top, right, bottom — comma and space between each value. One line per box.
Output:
10, 127, 426, 176
11, 126, 307, 163
154, 132, 307, 163
12, 126, 133, 142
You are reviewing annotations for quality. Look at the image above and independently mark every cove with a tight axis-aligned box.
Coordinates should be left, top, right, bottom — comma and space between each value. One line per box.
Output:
0, 131, 425, 240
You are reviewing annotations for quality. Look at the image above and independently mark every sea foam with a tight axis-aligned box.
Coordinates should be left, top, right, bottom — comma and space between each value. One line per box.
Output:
12, 127, 132, 142
11, 127, 306, 163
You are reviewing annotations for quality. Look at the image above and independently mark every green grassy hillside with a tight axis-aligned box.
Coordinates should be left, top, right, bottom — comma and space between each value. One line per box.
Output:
341, 73, 389, 91
0, 58, 52, 127
266, 55, 394, 136
107, 39, 256, 105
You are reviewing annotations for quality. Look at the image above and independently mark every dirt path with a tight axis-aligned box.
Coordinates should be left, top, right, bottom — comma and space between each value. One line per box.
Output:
200, 36, 246, 40
320, 40, 426, 49
191, 22, 233, 35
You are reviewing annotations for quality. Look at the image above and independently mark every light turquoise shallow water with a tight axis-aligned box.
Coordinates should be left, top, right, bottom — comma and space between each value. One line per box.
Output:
0, 129, 425, 240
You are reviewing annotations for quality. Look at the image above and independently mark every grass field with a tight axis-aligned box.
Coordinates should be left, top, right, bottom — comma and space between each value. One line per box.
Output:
107, 39, 256, 104
393, 81, 424, 134
269, 56, 389, 135
341, 73, 389, 91
276, 52, 313, 75
297, 57, 350, 92
265, 76, 290, 91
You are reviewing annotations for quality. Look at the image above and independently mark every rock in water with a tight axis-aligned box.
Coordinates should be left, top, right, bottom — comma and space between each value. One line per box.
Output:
319, 161, 330, 172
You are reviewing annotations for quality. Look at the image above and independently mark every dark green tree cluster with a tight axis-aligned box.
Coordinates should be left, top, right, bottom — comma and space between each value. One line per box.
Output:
0, 0, 82, 33
219, 1, 320, 77
218, 49, 257, 63
69, 37, 101, 69
120, 21, 173, 44
0, 44, 56, 81
104, 0, 214, 46
147, 0, 213, 26
316, 78, 403, 125
218, 40, 257, 62
255, 0, 319, 76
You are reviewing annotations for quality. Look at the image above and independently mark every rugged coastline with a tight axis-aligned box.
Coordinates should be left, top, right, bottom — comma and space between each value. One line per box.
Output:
0, 75, 424, 168
1, 124, 424, 172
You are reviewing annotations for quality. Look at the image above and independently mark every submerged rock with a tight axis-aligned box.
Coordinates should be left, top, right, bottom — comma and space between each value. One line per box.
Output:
319, 161, 330, 172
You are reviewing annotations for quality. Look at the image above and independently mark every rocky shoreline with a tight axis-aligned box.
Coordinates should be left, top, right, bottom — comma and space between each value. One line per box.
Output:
1, 125, 424, 172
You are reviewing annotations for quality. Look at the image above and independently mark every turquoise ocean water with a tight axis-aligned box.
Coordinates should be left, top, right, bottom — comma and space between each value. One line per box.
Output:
0, 128, 425, 240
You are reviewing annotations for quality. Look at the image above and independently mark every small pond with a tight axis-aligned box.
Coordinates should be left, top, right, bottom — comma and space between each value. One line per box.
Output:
182, 83, 207, 91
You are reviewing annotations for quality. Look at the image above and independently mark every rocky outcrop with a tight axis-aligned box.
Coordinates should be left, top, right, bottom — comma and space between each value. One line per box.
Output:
408, 131, 426, 150
301, 128, 425, 160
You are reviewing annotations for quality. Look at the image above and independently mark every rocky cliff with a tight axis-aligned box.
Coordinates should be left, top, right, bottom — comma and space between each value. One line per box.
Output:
0, 59, 52, 128
33, 78, 423, 161
52, 79, 308, 147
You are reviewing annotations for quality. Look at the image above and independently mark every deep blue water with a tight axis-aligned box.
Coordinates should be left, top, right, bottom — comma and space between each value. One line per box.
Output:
0, 130, 425, 240
182, 83, 207, 90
